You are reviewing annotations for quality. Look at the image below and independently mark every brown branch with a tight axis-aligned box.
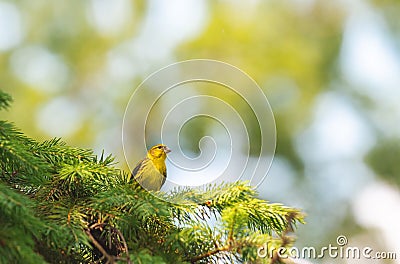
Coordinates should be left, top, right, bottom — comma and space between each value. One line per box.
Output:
189, 244, 231, 263
85, 229, 116, 264
88, 222, 131, 264
45, 186, 59, 201
111, 227, 132, 264
90, 222, 107, 230
271, 212, 297, 264
190, 207, 241, 263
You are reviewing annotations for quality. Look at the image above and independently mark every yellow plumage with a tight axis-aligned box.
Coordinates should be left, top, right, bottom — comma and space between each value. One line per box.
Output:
131, 144, 171, 191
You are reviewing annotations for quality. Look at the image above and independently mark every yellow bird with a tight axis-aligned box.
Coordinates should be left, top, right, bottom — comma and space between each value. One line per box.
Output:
131, 144, 171, 191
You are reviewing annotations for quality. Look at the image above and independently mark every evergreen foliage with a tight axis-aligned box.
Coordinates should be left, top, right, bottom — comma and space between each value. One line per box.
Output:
0, 90, 304, 263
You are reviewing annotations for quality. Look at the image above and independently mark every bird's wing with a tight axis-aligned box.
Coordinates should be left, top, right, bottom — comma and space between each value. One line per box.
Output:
132, 158, 147, 179
161, 173, 166, 187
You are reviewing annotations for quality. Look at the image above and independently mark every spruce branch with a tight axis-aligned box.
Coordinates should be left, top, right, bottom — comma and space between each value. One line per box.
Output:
0, 90, 305, 264
85, 229, 115, 264
189, 244, 231, 263
0, 121, 50, 187
0, 90, 12, 110
271, 212, 299, 264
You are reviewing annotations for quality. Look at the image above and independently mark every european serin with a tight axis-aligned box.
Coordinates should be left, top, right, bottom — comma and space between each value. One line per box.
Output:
131, 144, 171, 191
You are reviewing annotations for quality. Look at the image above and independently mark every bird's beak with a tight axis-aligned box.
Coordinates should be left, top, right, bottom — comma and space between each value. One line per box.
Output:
164, 146, 171, 153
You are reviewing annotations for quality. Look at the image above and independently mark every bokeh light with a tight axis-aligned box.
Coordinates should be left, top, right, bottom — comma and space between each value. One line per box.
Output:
1, 1, 399, 263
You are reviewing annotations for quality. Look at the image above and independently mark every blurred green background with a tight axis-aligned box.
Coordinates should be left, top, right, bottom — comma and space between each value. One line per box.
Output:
1, 0, 400, 263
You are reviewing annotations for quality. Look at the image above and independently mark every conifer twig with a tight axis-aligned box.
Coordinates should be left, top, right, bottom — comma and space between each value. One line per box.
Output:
88, 222, 131, 264
271, 212, 296, 264
189, 244, 231, 263
111, 227, 131, 264
85, 229, 115, 264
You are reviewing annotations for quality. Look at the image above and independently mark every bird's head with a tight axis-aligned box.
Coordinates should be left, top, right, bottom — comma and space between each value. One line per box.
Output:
147, 144, 171, 161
